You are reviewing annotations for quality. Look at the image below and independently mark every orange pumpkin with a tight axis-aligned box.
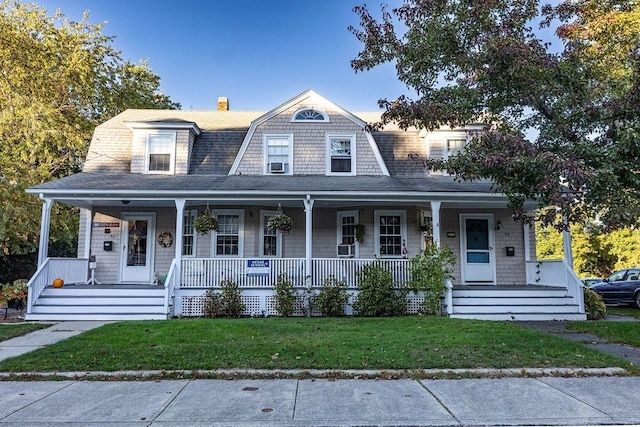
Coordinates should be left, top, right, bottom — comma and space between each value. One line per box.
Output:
52, 278, 64, 288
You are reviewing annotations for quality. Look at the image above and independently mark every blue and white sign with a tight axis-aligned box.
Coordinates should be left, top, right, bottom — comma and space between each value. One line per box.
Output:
246, 259, 270, 277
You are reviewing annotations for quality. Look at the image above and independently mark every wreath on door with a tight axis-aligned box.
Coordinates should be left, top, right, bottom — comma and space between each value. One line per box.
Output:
157, 232, 173, 248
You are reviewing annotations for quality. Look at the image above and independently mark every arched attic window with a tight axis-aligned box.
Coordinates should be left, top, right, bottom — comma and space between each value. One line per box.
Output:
291, 108, 329, 122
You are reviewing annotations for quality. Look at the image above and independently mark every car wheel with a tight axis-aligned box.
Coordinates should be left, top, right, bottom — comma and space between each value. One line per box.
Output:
635, 292, 640, 309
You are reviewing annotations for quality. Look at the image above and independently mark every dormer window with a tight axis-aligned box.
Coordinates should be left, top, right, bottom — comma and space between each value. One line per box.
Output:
146, 132, 176, 174
265, 134, 292, 175
292, 108, 328, 122
326, 134, 355, 175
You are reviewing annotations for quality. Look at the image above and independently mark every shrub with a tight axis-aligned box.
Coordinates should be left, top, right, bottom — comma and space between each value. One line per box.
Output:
409, 246, 456, 315
219, 278, 245, 318
314, 276, 349, 316
274, 272, 296, 317
202, 289, 223, 318
353, 261, 407, 317
583, 287, 606, 320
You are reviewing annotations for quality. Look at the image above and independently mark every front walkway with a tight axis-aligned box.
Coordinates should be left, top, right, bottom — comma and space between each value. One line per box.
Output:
517, 315, 640, 365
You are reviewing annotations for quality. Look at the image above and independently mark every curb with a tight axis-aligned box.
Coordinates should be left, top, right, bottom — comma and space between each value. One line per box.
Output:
0, 367, 629, 381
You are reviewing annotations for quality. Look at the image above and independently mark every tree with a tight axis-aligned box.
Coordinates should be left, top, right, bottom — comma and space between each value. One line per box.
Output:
350, 0, 640, 230
0, 1, 179, 272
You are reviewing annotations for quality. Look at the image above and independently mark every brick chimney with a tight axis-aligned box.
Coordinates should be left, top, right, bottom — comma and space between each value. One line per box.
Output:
217, 96, 229, 111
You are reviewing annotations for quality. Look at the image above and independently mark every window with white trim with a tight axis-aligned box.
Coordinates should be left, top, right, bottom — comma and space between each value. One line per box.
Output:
260, 210, 281, 257
292, 108, 328, 122
337, 210, 358, 245
444, 138, 466, 160
145, 132, 175, 173
327, 134, 355, 175
374, 210, 406, 258
265, 135, 292, 174
213, 210, 244, 257
182, 210, 197, 256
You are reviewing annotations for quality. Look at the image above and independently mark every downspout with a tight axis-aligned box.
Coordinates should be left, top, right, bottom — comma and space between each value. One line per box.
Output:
37, 196, 53, 267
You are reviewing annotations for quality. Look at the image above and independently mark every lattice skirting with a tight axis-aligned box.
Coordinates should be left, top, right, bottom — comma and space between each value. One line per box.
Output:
176, 290, 428, 317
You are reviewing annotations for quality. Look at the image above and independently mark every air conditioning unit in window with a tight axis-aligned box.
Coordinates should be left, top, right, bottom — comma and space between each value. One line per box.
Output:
337, 244, 355, 258
269, 162, 285, 173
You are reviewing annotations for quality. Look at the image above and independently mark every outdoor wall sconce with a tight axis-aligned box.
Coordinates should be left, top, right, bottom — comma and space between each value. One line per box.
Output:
495, 220, 502, 231
121, 200, 131, 205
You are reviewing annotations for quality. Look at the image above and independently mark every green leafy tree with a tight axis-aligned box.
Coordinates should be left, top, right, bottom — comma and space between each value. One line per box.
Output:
350, 0, 640, 230
0, 1, 179, 273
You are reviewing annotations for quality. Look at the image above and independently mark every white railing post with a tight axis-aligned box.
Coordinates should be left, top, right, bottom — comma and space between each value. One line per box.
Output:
304, 196, 314, 290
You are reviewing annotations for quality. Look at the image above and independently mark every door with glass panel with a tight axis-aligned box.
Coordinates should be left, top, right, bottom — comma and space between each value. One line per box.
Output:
121, 214, 155, 283
460, 214, 495, 283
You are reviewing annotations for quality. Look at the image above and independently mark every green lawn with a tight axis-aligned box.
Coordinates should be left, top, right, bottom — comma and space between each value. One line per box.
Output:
0, 317, 631, 373
607, 307, 640, 319
0, 323, 50, 342
567, 320, 640, 347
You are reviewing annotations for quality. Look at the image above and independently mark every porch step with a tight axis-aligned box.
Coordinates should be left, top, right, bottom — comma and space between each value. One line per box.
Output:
26, 285, 168, 321
450, 286, 586, 321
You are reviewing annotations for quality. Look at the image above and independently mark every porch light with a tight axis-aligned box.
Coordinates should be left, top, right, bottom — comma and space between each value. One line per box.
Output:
121, 200, 131, 205
495, 220, 502, 231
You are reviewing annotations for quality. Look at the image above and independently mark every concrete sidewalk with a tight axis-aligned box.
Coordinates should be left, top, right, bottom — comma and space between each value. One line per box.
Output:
0, 321, 109, 362
1, 376, 640, 426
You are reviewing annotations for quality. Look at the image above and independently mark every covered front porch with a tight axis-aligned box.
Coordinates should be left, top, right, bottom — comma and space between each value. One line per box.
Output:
25, 184, 586, 321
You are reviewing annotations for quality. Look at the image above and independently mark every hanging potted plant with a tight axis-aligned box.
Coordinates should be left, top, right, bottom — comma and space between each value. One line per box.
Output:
267, 204, 293, 234
194, 204, 219, 235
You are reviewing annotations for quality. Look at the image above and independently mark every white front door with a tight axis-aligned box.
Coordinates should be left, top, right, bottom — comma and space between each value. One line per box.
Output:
460, 214, 496, 284
121, 214, 155, 283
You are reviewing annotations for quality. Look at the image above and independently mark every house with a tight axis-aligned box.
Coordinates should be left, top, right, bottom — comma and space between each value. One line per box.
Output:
24, 90, 586, 321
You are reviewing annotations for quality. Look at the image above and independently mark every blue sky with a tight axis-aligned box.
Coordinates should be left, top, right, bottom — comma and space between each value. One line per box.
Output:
37, 0, 408, 112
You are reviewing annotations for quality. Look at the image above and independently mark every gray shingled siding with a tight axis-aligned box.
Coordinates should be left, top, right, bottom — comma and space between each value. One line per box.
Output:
83, 128, 132, 173
235, 101, 384, 176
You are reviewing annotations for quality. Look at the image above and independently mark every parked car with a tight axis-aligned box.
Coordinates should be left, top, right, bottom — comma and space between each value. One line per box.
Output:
582, 277, 603, 287
590, 268, 640, 308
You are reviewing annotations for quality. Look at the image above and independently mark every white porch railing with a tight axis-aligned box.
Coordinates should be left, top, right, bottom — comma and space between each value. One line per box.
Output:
163, 258, 177, 316
180, 258, 413, 289
526, 259, 585, 313
181, 258, 305, 288
26, 258, 89, 314
312, 258, 411, 288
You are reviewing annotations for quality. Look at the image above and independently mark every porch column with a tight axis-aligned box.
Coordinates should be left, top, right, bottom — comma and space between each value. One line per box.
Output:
81, 208, 93, 259
303, 195, 314, 288
523, 222, 531, 262
37, 196, 53, 267
562, 216, 573, 269
430, 201, 441, 248
174, 199, 186, 286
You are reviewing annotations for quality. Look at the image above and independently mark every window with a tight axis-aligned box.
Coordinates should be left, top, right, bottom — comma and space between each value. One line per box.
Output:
445, 138, 466, 160
182, 210, 197, 256
213, 210, 244, 257
337, 211, 358, 245
146, 132, 175, 173
374, 210, 406, 258
265, 135, 292, 174
337, 210, 359, 258
260, 210, 281, 257
327, 134, 355, 175
292, 108, 328, 122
